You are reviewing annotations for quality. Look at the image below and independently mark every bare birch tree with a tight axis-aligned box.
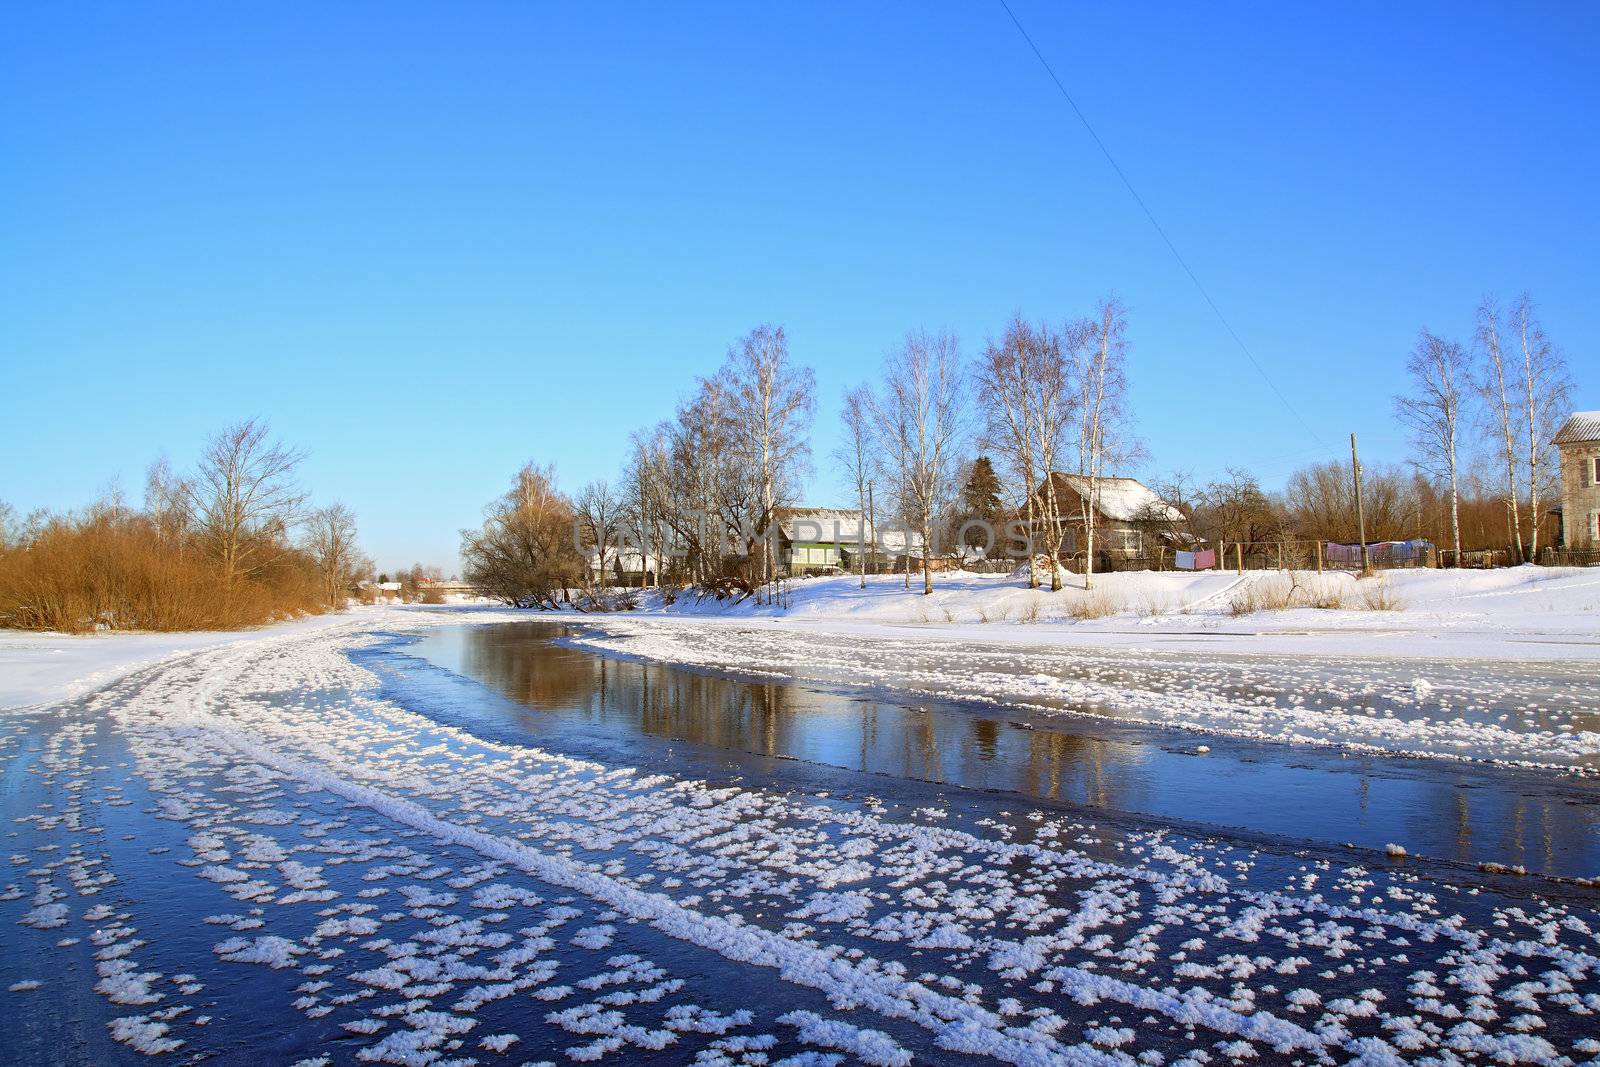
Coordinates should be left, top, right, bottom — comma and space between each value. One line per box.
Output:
1395, 331, 1470, 565
1472, 298, 1524, 561
622, 425, 671, 588
143, 456, 191, 543
1032, 320, 1084, 590
976, 319, 1041, 588
1072, 298, 1139, 591
302, 503, 366, 608
872, 329, 967, 596
976, 316, 1084, 591
575, 480, 622, 590
664, 378, 737, 585
723, 325, 815, 600
181, 418, 306, 589
834, 385, 874, 588
1512, 294, 1574, 560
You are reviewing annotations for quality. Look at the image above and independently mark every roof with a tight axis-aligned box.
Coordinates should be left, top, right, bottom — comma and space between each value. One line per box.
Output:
587, 547, 662, 571
1553, 411, 1600, 446
1039, 474, 1185, 523
775, 507, 923, 552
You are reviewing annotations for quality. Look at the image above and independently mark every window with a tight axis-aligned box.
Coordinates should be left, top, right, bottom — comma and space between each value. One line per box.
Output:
1592, 455, 1600, 485
1112, 528, 1142, 555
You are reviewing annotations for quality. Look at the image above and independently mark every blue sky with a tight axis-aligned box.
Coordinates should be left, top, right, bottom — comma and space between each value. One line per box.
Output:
3, 3, 1595, 572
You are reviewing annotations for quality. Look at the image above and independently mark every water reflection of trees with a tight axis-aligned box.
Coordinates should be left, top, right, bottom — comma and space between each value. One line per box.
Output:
460, 629, 801, 746
1398, 771, 1596, 875
443, 625, 1600, 875
459, 630, 597, 712
1020, 729, 1124, 805
456, 626, 1135, 809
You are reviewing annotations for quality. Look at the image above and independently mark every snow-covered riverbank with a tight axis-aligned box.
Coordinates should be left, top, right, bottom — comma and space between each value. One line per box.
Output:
622, 566, 1600, 663
0, 605, 526, 711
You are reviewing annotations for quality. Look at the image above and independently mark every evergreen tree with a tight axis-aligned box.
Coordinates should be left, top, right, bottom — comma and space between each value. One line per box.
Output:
960, 456, 1004, 549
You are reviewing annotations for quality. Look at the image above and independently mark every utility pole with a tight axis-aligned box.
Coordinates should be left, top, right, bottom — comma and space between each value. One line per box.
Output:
866, 478, 876, 581
1351, 431, 1371, 577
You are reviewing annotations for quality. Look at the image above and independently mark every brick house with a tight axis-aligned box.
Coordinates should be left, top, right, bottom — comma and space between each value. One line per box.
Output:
1554, 411, 1600, 549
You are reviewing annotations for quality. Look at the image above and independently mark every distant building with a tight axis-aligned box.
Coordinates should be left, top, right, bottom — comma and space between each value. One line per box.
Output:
1023, 474, 1188, 563
586, 547, 661, 587
365, 581, 404, 604
1553, 410, 1600, 549
774, 507, 924, 575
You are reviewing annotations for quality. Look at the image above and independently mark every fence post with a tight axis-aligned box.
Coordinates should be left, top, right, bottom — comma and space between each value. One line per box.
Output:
1316, 541, 1323, 575
1277, 541, 1284, 571
1236, 542, 1244, 575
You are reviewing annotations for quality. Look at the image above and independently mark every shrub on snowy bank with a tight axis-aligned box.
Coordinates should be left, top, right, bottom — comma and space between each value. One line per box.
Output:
0, 419, 365, 633
1227, 573, 1405, 616
0, 503, 327, 632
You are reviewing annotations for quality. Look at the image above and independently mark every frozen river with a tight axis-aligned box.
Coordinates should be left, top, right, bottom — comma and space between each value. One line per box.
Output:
413, 622, 1600, 880
3, 614, 1598, 1065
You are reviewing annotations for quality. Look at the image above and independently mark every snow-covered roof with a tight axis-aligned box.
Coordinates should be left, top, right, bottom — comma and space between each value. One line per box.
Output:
777, 508, 923, 552
587, 547, 661, 571
1043, 474, 1184, 523
1553, 411, 1600, 446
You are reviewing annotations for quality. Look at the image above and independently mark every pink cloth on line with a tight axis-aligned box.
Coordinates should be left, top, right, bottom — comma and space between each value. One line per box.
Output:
1194, 548, 1217, 569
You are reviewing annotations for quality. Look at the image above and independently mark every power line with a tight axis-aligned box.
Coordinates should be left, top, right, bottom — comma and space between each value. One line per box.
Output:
995, 0, 1327, 448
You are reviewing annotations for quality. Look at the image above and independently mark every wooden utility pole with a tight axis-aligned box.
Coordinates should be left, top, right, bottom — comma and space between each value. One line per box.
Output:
862, 479, 874, 587
866, 478, 877, 578
1351, 432, 1371, 576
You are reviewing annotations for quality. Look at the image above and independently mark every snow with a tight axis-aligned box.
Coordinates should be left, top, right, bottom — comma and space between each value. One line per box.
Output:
0, 604, 528, 711
777, 1010, 913, 1066
1051, 474, 1185, 523
1552, 410, 1600, 445
618, 566, 1600, 663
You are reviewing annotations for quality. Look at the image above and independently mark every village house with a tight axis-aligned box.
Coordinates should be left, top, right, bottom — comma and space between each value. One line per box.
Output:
363, 580, 404, 605
1023, 474, 1188, 567
1553, 410, 1600, 550
585, 546, 662, 587
774, 507, 924, 576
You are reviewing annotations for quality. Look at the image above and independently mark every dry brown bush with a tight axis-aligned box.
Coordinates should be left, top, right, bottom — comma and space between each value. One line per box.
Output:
0, 506, 326, 633
1359, 577, 1404, 611
1228, 579, 1286, 616
1067, 591, 1119, 620
1230, 574, 1396, 616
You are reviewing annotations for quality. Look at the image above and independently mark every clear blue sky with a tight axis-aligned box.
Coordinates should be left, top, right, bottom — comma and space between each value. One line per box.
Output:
3, 3, 1595, 572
